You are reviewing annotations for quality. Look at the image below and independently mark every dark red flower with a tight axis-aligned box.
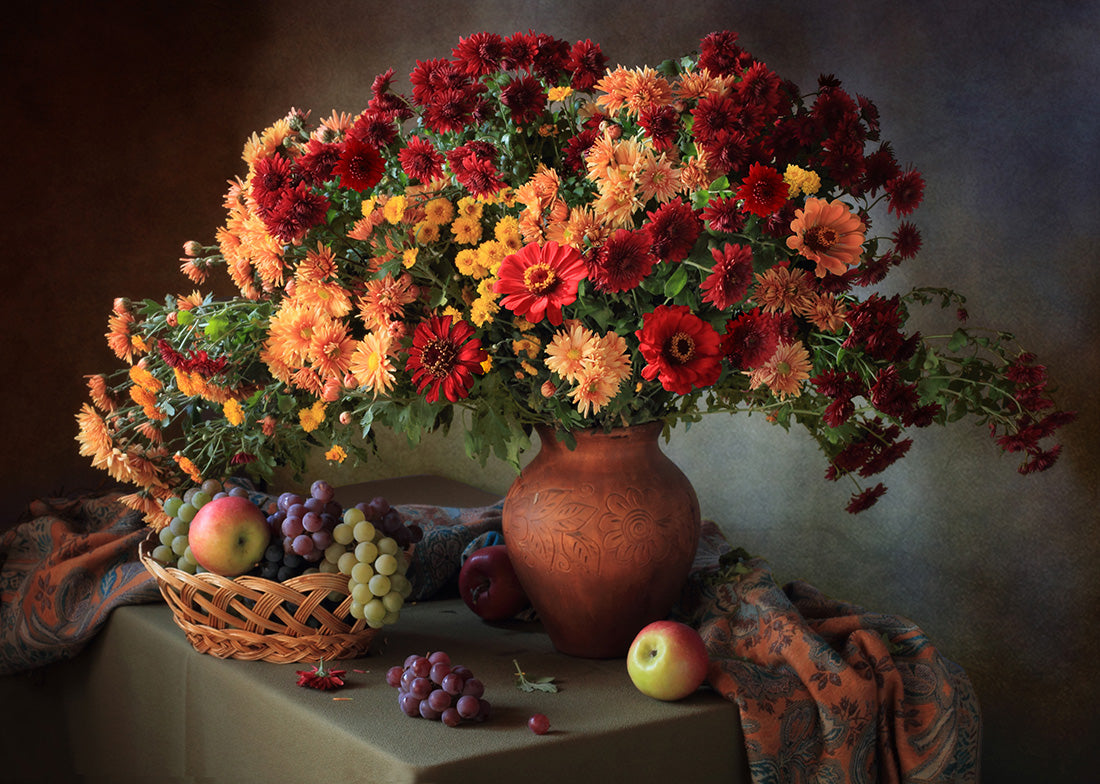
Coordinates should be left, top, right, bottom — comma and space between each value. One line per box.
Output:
406, 315, 487, 404
636, 304, 723, 394
250, 154, 296, 214
701, 243, 753, 310
891, 222, 922, 259
701, 195, 746, 235
447, 141, 504, 197
697, 129, 752, 177
567, 39, 608, 91
639, 104, 680, 151
691, 95, 740, 144
698, 30, 747, 76
531, 33, 570, 82
500, 74, 547, 125
722, 310, 781, 369
348, 109, 398, 149
494, 241, 587, 325
409, 58, 466, 105
736, 163, 789, 217
368, 68, 413, 121
398, 136, 445, 184
296, 139, 343, 186
886, 167, 925, 216
333, 136, 385, 192
501, 31, 538, 70
736, 61, 783, 129
860, 143, 901, 194
645, 198, 702, 262
562, 126, 600, 174
230, 452, 258, 466
422, 87, 479, 134
843, 294, 919, 362
296, 660, 347, 691
587, 229, 657, 292
263, 182, 330, 243
452, 32, 504, 77
846, 483, 887, 514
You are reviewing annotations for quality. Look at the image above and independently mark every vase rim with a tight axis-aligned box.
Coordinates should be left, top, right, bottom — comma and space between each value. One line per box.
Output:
535, 420, 664, 440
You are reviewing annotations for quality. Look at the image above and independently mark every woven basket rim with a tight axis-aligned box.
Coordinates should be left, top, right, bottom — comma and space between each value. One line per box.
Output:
139, 530, 376, 662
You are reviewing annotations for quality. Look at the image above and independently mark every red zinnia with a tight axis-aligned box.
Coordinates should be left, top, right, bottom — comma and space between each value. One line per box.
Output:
494, 241, 587, 326
398, 136, 445, 184
588, 229, 658, 293
636, 304, 723, 394
736, 163, 788, 217
701, 243, 753, 310
333, 136, 384, 192
405, 315, 487, 404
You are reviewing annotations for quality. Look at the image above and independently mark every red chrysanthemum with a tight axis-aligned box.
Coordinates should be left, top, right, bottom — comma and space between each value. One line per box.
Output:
405, 315, 487, 404
638, 104, 680, 152
348, 108, 398, 149
452, 32, 504, 77
891, 221, 922, 259
701, 195, 746, 235
701, 243, 754, 310
333, 136, 384, 192
447, 141, 504, 197
296, 139, 342, 186
264, 182, 330, 243
587, 229, 657, 293
846, 483, 887, 514
494, 241, 587, 325
645, 198, 702, 262
296, 660, 346, 691
531, 33, 570, 82
636, 304, 723, 394
250, 154, 295, 215
698, 30, 747, 76
499, 74, 547, 126
736, 163, 788, 217
885, 167, 925, 216
501, 31, 538, 70
567, 39, 608, 91
368, 68, 413, 121
422, 87, 478, 134
398, 136, 445, 184
691, 95, 740, 144
721, 309, 782, 369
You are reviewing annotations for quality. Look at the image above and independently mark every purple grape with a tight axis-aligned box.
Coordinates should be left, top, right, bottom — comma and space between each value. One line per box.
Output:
429, 662, 451, 685
456, 695, 480, 719
303, 496, 326, 515
302, 511, 323, 532
427, 688, 451, 713
428, 650, 451, 666
399, 693, 420, 717
441, 672, 465, 696
460, 677, 484, 699
291, 534, 314, 556
475, 698, 491, 722
282, 516, 304, 538
441, 707, 462, 727
400, 668, 417, 691
410, 656, 432, 679
310, 480, 335, 503
419, 701, 441, 721
410, 677, 433, 700
386, 666, 404, 688
311, 530, 332, 550
277, 492, 303, 512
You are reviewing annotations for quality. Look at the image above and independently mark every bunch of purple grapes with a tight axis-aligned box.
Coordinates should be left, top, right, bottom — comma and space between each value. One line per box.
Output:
386, 651, 491, 727
266, 479, 342, 563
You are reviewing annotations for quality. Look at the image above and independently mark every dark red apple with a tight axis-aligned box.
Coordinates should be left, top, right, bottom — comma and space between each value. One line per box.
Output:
458, 544, 530, 621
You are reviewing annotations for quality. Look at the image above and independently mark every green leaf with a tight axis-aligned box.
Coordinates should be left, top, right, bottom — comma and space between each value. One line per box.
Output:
947, 328, 968, 352
514, 660, 558, 693
663, 263, 689, 298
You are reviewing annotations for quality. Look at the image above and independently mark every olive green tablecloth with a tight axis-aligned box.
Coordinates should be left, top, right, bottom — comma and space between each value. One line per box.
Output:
1, 476, 747, 784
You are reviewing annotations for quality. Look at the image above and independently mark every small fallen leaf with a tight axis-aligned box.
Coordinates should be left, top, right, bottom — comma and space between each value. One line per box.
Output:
514, 659, 558, 693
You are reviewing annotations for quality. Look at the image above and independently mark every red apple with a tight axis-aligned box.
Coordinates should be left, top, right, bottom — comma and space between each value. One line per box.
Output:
458, 544, 530, 621
626, 620, 709, 701
187, 495, 270, 577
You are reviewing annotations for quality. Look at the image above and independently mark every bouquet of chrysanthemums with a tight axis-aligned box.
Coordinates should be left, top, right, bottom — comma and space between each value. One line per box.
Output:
77, 29, 1073, 525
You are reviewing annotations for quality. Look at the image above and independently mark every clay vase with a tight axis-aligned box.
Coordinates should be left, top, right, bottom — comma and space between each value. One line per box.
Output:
502, 422, 701, 658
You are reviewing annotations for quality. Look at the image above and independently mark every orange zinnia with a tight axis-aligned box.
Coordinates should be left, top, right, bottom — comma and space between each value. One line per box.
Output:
787, 197, 866, 277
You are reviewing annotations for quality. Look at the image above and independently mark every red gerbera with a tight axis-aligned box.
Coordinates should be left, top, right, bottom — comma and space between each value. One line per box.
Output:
736, 163, 788, 217
588, 229, 657, 293
701, 243, 754, 310
494, 241, 587, 325
636, 304, 723, 394
645, 198, 702, 262
333, 136, 384, 192
398, 136, 445, 184
406, 315, 487, 404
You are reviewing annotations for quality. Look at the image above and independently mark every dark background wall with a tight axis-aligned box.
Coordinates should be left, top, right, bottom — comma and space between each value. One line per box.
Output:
4, 1, 1097, 780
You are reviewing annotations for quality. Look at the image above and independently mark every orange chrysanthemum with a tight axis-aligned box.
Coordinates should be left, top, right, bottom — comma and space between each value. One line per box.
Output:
746, 341, 812, 399
787, 197, 866, 276
545, 322, 596, 383
309, 319, 356, 381
752, 263, 814, 315
349, 331, 397, 397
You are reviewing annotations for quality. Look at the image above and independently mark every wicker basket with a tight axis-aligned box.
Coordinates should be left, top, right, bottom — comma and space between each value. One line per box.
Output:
139, 533, 377, 663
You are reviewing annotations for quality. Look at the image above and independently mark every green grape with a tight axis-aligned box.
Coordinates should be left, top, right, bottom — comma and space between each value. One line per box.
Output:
389, 573, 411, 598
190, 490, 212, 509
348, 600, 365, 620
332, 522, 355, 546
171, 535, 189, 556
374, 553, 398, 576
382, 610, 400, 626
337, 552, 358, 576
342, 507, 365, 526
152, 544, 175, 564
382, 591, 404, 613
181, 547, 197, 566
324, 542, 346, 564
353, 520, 376, 543
368, 574, 391, 597
177, 502, 197, 523
363, 599, 386, 625
158, 527, 175, 546
350, 581, 372, 605
351, 562, 373, 585
168, 516, 189, 537
201, 479, 223, 496
354, 541, 378, 564
319, 559, 340, 574
177, 559, 197, 575
162, 496, 184, 518
377, 536, 399, 556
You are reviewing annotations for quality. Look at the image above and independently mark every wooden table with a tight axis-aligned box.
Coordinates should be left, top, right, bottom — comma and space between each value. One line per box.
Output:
1, 476, 748, 783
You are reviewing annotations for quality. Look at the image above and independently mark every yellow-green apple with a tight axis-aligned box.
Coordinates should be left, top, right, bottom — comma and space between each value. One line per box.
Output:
187, 495, 270, 577
626, 620, 709, 701
458, 544, 530, 621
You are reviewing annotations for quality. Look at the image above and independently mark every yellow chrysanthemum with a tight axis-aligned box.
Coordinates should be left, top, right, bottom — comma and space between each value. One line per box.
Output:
299, 400, 326, 433
451, 215, 483, 245
223, 398, 245, 426
174, 453, 203, 484
403, 247, 419, 268
547, 86, 573, 101
383, 195, 408, 224
129, 364, 161, 393
423, 197, 455, 226
784, 165, 821, 197
325, 445, 348, 463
